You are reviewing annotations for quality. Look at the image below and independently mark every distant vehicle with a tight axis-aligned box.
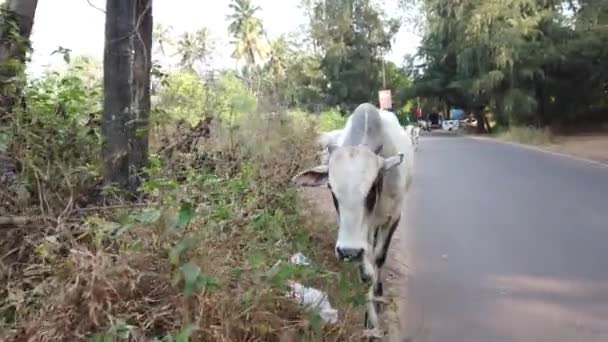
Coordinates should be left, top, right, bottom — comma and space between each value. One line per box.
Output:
442, 120, 460, 131
427, 112, 442, 129
418, 120, 431, 131
461, 116, 478, 127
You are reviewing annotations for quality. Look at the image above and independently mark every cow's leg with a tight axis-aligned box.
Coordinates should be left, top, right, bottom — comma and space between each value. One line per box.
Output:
370, 216, 400, 317
362, 250, 386, 340
374, 215, 401, 269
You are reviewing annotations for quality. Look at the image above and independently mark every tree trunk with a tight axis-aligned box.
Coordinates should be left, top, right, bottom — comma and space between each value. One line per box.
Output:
102, 0, 153, 193
473, 107, 487, 134
0, 0, 38, 116
129, 0, 152, 191
535, 78, 547, 126
102, 0, 136, 189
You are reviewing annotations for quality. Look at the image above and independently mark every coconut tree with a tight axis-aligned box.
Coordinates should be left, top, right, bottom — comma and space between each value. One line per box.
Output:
226, 0, 268, 68
175, 28, 213, 73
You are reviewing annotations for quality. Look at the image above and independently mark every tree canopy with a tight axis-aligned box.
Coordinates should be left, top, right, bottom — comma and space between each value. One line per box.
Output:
407, 0, 608, 130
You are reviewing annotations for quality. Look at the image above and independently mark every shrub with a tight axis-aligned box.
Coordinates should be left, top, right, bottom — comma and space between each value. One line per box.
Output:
1, 69, 364, 341
317, 108, 345, 132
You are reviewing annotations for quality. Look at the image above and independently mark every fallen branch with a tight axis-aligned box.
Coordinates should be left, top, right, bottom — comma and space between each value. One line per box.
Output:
72, 203, 150, 213
0, 216, 35, 228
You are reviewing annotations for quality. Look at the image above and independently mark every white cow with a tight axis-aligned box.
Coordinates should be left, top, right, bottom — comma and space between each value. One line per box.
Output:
412, 126, 421, 151
293, 103, 414, 336
404, 124, 421, 151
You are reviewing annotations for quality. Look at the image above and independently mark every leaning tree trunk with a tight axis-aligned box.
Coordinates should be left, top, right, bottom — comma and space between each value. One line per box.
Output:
102, 0, 153, 192
0, 0, 38, 117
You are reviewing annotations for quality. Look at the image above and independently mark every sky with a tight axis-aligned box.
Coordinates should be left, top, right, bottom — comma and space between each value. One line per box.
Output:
28, 0, 420, 76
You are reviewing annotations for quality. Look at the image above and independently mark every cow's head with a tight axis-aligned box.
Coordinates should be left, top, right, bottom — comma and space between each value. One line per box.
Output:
292, 144, 404, 262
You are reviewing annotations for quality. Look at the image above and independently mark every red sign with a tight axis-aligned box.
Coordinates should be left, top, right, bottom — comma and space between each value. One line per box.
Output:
378, 89, 392, 110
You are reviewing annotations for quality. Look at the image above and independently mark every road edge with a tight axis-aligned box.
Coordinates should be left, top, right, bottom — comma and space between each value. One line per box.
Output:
466, 135, 608, 169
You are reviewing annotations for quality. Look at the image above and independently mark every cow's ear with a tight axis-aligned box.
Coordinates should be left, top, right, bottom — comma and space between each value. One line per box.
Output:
382, 153, 404, 171
292, 165, 329, 187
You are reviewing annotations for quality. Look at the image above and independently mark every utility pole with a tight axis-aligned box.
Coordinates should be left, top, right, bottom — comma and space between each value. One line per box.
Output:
382, 56, 386, 88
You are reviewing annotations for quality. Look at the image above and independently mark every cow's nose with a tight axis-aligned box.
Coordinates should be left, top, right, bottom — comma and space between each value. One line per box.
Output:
336, 247, 364, 262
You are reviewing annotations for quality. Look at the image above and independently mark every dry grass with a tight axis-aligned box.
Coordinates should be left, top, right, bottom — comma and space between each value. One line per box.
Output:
541, 134, 608, 163
497, 125, 608, 163
498, 126, 556, 145
0, 112, 365, 341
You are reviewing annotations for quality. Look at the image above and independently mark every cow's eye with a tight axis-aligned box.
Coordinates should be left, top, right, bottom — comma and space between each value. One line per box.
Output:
365, 175, 383, 212
365, 183, 377, 212
331, 191, 340, 214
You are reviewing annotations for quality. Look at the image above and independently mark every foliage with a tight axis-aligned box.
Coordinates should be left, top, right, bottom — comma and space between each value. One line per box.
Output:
408, 0, 608, 129
155, 70, 207, 126
317, 108, 346, 132
384, 61, 413, 114
2, 38, 369, 339
152, 68, 257, 129
227, 0, 269, 67
3, 63, 103, 214
307, 0, 401, 110
210, 71, 257, 124
175, 28, 214, 72
2, 74, 364, 340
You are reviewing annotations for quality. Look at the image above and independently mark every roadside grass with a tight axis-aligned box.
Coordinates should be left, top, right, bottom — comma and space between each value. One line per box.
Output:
0, 111, 365, 341
498, 125, 556, 145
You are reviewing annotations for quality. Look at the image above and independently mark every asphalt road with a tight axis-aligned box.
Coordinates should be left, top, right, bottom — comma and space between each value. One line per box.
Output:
399, 134, 608, 342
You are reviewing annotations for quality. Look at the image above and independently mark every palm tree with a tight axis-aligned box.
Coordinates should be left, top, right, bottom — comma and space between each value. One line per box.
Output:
267, 36, 290, 80
152, 23, 173, 57
175, 28, 213, 72
226, 0, 268, 67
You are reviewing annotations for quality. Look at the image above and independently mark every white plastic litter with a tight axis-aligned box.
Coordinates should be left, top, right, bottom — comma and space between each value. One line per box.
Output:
289, 252, 311, 265
287, 281, 339, 324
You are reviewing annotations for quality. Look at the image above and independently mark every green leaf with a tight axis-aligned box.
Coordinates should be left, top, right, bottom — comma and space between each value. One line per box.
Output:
174, 324, 196, 342
180, 262, 201, 296
348, 293, 367, 307
112, 319, 133, 339
309, 312, 323, 334
171, 201, 194, 232
88, 333, 114, 342
179, 262, 219, 296
135, 207, 161, 224
195, 273, 219, 291
0, 129, 10, 153
169, 239, 194, 265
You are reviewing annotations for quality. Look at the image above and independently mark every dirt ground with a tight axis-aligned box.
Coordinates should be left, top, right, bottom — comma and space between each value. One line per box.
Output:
542, 134, 608, 164
298, 187, 410, 342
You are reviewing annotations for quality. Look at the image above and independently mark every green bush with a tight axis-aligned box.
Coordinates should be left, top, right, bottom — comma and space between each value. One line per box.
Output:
317, 108, 345, 132
155, 70, 208, 127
